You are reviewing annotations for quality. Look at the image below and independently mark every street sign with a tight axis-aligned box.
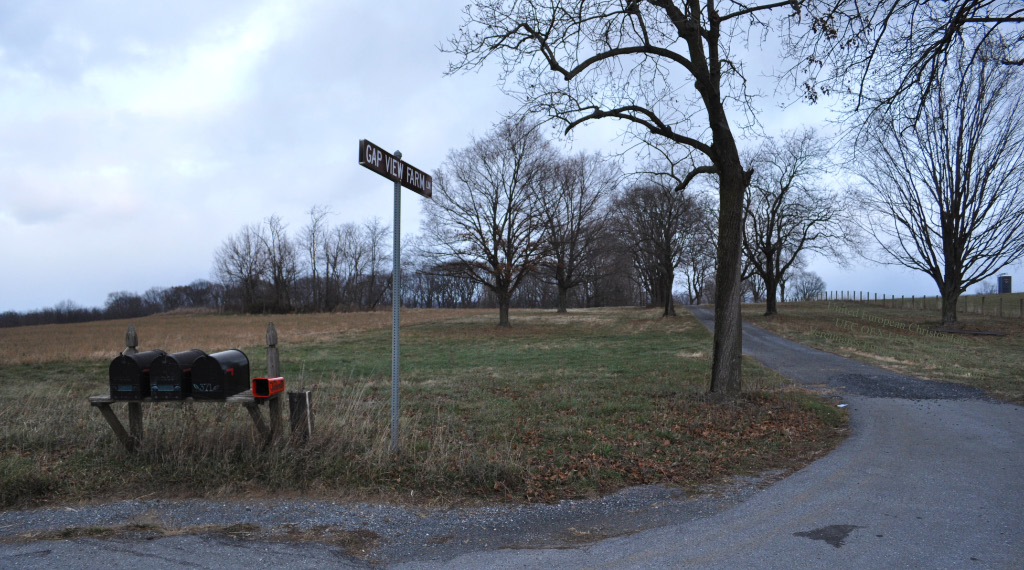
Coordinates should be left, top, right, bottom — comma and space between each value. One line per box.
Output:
356, 139, 433, 455
359, 139, 432, 198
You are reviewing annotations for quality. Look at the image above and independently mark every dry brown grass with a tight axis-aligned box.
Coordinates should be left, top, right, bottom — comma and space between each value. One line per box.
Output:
0, 308, 491, 365
0, 307, 846, 510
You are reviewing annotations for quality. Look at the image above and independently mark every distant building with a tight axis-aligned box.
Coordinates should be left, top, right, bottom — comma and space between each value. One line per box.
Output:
998, 274, 1012, 294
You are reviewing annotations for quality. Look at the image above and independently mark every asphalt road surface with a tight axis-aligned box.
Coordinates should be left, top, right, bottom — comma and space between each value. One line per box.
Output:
3, 307, 1022, 569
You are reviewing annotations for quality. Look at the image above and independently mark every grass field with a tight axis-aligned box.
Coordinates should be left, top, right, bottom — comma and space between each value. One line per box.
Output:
0, 307, 845, 510
743, 298, 1024, 404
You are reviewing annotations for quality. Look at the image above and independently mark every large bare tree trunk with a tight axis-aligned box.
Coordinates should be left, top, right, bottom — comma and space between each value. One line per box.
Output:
941, 294, 959, 327
498, 300, 511, 327
940, 279, 961, 326
764, 277, 779, 316
710, 160, 746, 395
556, 286, 568, 313
663, 270, 676, 317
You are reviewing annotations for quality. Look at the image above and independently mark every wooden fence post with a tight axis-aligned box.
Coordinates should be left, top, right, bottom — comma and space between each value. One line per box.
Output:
123, 325, 143, 445
123, 325, 138, 356
289, 391, 314, 443
266, 322, 283, 441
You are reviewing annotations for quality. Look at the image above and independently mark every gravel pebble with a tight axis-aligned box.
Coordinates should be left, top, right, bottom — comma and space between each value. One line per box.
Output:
827, 373, 988, 400
0, 476, 781, 565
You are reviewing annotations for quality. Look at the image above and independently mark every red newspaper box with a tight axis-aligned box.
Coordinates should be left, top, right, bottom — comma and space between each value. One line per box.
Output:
252, 377, 285, 398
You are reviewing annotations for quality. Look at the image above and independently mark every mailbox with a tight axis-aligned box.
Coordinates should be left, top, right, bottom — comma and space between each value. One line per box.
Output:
190, 349, 250, 400
149, 349, 206, 400
252, 377, 285, 398
109, 349, 167, 400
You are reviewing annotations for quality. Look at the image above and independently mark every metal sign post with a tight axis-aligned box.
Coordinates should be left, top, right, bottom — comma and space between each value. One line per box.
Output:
358, 140, 432, 454
390, 151, 402, 455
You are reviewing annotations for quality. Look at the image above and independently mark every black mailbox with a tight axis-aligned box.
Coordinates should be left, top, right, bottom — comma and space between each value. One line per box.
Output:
149, 349, 206, 400
191, 349, 250, 400
109, 349, 167, 400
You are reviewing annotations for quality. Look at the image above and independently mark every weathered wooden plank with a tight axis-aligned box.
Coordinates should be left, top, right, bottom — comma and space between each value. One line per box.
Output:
127, 402, 143, 444
288, 390, 314, 444
243, 403, 270, 440
268, 395, 283, 442
92, 402, 135, 452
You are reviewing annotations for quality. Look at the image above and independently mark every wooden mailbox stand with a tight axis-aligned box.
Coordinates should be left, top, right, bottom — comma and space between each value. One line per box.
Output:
90, 323, 289, 452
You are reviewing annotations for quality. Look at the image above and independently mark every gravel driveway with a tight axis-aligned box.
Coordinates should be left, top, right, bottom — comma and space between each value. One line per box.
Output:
2, 306, 1022, 569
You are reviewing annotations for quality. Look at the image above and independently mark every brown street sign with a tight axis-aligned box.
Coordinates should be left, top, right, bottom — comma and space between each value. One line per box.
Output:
359, 139, 432, 198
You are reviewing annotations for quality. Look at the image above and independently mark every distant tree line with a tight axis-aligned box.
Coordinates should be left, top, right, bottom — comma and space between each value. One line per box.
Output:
3, 125, 852, 331
0, 280, 225, 328
2, 121, 839, 329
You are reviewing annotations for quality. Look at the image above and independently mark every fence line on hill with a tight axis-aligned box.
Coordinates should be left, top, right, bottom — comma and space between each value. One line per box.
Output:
807, 290, 1023, 318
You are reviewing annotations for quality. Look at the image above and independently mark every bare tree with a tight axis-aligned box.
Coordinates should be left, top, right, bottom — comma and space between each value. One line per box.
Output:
323, 222, 364, 310
214, 223, 269, 313
446, 0, 803, 392
613, 182, 696, 317
361, 217, 392, 310
535, 152, 619, 312
300, 205, 332, 311
974, 281, 999, 295
678, 195, 717, 305
788, 0, 1023, 116
261, 215, 299, 313
788, 269, 827, 301
742, 274, 766, 303
855, 42, 1024, 326
584, 229, 645, 307
421, 117, 550, 326
742, 129, 853, 316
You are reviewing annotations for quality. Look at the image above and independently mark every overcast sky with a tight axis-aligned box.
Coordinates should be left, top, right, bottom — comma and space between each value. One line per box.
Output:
0, 1, 1014, 314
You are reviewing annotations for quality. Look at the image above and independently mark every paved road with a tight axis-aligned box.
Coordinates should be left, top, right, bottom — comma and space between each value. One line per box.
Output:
396, 308, 1024, 568
3, 308, 1022, 568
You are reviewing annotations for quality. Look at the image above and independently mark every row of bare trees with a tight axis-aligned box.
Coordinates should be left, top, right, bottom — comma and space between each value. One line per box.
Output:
209, 117, 761, 321
420, 116, 732, 325
212, 214, 394, 314
4, 121, 840, 329
443, 0, 1023, 395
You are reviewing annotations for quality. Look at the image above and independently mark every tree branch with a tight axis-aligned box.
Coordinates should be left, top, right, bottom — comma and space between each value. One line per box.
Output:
720, 0, 795, 22
674, 165, 719, 192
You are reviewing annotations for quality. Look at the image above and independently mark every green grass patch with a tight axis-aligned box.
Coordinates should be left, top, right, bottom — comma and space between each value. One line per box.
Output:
743, 300, 1024, 403
0, 307, 845, 509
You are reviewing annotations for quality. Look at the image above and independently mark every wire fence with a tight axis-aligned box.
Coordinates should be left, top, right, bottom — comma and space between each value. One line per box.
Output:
810, 290, 1024, 318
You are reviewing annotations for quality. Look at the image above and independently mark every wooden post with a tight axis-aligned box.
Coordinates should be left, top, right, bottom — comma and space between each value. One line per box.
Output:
91, 399, 136, 452
244, 404, 270, 440
288, 390, 314, 444
123, 325, 142, 447
266, 323, 284, 441
128, 402, 143, 444
123, 325, 138, 356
